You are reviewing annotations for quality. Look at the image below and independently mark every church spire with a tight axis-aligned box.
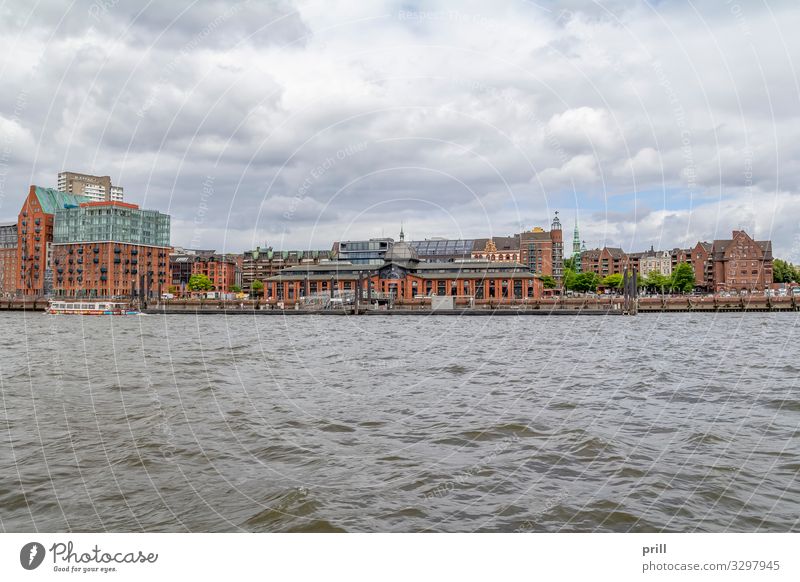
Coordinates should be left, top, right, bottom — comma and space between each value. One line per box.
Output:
399, 222, 405, 241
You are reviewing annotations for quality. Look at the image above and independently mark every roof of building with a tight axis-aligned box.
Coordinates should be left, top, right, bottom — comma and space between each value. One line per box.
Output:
582, 246, 627, 259
409, 239, 474, 256
711, 232, 773, 260
31, 186, 91, 214
266, 259, 534, 281
471, 235, 520, 252
383, 240, 419, 263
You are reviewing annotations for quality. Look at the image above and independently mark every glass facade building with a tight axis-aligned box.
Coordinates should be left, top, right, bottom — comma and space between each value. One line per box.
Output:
54, 203, 170, 247
336, 239, 393, 265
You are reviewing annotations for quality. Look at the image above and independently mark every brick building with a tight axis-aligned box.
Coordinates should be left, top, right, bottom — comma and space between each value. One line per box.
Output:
471, 236, 521, 262
518, 213, 564, 282
265, 233, 541, 306
51, 200, 171, 298
17, 186, 91, 296
170, 248, 216, 291
581, 247, 629, 277
241, 246, 333, 291
0, 223, 18, 296
690, 241, 713, 289
709, 230, 773, 292
191, 254, 239, 293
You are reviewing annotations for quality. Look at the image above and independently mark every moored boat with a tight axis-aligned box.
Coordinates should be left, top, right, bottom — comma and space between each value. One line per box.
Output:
47, 300, 140, 315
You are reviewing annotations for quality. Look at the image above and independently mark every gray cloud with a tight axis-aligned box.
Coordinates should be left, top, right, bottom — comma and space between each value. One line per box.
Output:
1, 0, 799, 260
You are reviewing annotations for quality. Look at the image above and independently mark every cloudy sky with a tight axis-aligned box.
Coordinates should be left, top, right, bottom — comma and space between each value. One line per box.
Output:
0, 0, 798, 258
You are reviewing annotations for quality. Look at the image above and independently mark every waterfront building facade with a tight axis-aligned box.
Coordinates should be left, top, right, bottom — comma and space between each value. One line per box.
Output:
690, 241, 713, 289
191, 254, 239, 293
241, 246, 333, 291
265, 232, 541, 306
636, 246, 672, 277
50, 201, 171, 298
17, 186, 92, 296
518, 213, 564, 282
710, 230, 773, 292
470, 236, 521, 262
581, 246, 630, 277
0, 223, 18, 296
170, 248, 217, 290
57, 171, 124, 202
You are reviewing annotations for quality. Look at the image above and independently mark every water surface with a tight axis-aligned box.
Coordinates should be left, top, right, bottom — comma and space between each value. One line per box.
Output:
1, 311, 798, 532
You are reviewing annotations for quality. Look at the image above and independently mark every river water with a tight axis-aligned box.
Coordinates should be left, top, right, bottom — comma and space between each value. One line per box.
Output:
1, 311, 798, 532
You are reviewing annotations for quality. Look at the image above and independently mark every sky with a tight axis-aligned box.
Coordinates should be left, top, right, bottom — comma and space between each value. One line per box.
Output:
0, 0, 798, 258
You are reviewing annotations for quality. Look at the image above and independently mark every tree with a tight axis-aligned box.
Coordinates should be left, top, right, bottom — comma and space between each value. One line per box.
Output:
600, 273, 623, 290
670, 262, 695, 293
187, 273, 213, 292
229, 284, 242, 293
773, 259, 798, 283
563, 257, 576, 271
563, 268, 578, 291
250, 279, 264, 297
540, 275, 557, 289
571, 272, 600, 292
645, 270, 671, 294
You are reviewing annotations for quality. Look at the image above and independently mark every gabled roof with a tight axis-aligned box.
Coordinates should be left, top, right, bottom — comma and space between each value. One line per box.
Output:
605, 247, 626, 258
30, 186, 91, 214
472, 235, 520, 252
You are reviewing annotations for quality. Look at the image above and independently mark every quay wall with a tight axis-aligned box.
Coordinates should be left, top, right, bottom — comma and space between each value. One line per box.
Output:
2, 297, 798, 314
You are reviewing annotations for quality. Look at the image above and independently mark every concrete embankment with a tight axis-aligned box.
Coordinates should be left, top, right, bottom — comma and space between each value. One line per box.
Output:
3, 297, 798, 314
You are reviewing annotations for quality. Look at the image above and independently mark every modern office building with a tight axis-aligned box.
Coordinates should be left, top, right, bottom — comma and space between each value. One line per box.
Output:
50, 201, 171, 298
333, 237, 394, 265
57, 171, 124, 202
0, 223, 18, 295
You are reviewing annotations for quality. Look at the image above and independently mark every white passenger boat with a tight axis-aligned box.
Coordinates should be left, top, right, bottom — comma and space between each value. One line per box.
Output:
47, 300, 140, 315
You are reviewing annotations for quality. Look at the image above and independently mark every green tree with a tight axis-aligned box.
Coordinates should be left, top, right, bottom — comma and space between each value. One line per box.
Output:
563, 257, 576, 271
540, 275, 557, 289
187, 273, 213, 292
572, 272, 600, 292
563, 268, 577, 291
773, 259, 798, 283
600, 273, 623, 290
250, 279, 264, 297
229, 284, 242, 293
670, 262, 695, 293
645, 270, 671, 294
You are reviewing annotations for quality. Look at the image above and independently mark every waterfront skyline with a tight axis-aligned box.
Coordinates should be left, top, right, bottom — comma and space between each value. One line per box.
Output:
0, 1, 798, 259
